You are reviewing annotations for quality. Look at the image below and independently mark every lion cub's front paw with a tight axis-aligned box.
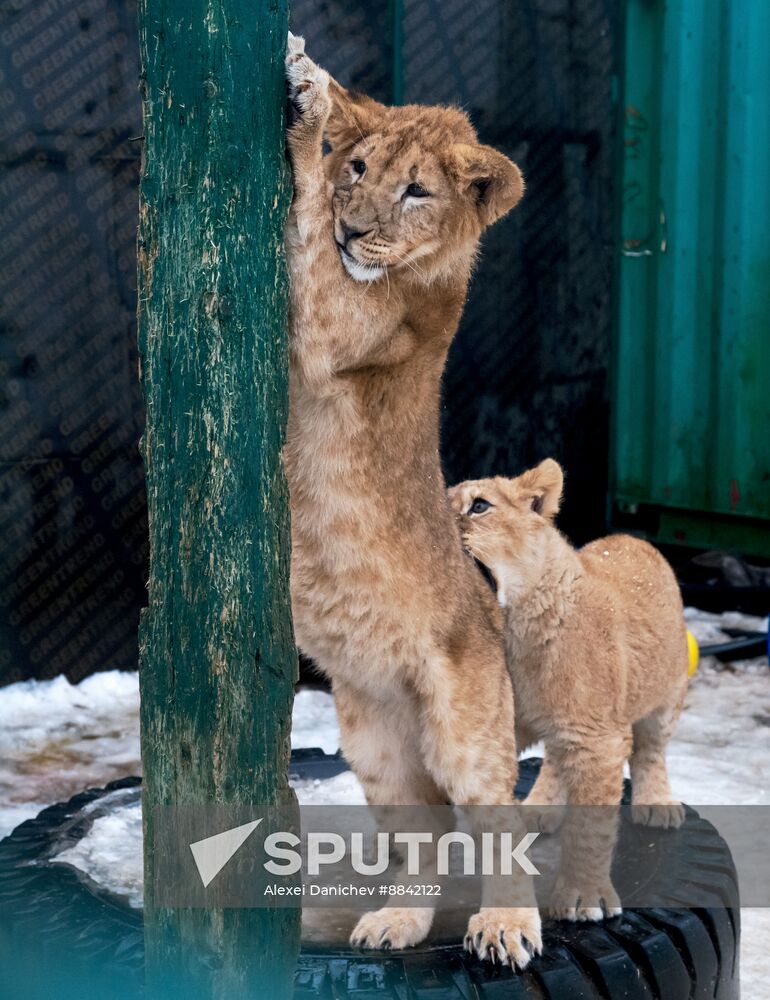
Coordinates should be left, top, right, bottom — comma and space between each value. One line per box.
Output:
464, 907, 542, 969
525, 804, 566, 835
350, 906, 433, 951
287, 30, 305, 59
285, 31, 330, 126
631, 801, 686, 829
548, 876, 622, 922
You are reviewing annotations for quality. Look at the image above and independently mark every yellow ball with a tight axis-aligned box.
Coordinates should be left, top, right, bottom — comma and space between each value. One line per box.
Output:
687, 629, 699, 677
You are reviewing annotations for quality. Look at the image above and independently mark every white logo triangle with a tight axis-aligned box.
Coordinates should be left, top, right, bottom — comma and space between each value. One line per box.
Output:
189, 819, 262, 887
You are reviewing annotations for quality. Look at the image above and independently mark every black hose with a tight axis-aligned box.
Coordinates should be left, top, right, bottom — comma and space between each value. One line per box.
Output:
699, 631, 768, 662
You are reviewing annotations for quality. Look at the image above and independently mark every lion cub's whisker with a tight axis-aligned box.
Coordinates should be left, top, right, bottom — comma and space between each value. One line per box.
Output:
390, 248, 426, 278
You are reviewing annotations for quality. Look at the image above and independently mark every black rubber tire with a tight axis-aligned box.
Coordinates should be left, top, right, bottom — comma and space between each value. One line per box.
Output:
0, 756, 740, 1000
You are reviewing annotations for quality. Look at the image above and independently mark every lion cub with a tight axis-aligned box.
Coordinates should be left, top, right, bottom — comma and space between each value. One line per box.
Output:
449, 460, 689, 920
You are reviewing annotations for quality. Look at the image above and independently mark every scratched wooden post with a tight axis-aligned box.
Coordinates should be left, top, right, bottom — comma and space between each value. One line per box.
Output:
136, 1, 299, 997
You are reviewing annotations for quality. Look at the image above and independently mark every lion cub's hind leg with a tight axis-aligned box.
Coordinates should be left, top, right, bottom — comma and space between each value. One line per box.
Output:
417, 650, 542, 970
335, 681, 444, 952
630, 705, 686, 829
524, 751, 567, 834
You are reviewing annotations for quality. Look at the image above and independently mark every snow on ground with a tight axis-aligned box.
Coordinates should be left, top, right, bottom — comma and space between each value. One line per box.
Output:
289, 687, 341, 756
0, 608, 768, 988
676, 609, 770, 803
0, 683, 345, 837
0, 670, 141, 837
291, 769, 366, 805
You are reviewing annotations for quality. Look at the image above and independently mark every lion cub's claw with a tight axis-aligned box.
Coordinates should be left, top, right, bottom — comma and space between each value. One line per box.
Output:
548, 879, 622, 923
287, 31, 305, 58
285, 31, 330, 124
463, 907, 542, 970
350, 907, 433, 952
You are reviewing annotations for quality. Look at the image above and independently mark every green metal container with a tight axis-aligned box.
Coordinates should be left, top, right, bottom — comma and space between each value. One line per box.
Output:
612, 0, 770, 557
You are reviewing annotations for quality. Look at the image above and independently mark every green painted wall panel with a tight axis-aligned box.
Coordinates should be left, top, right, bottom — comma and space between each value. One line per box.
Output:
614, 0, 770, 532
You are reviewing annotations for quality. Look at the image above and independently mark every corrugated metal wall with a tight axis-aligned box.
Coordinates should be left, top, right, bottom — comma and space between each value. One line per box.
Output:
613, 0, 770, 554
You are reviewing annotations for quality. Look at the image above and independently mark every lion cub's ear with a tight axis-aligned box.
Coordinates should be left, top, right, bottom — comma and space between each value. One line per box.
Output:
513, 459, 563, 520
324, 80, 385, 152
450, 144, 525, 227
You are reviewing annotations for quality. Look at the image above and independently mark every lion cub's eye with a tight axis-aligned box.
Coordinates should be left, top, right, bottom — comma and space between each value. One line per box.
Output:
405, 182, 429, 198
350, 160, 366, 176
468, 498, 491, 515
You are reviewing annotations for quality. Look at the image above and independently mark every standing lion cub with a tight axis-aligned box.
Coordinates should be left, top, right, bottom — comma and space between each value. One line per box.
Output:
449, 460, 689, 920
284, 33, 541, 964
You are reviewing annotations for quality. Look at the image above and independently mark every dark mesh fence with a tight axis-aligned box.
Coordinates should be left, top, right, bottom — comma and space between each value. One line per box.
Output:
294, 0, 617, 544
0, 0, 143, 683
0, 0, 617, 684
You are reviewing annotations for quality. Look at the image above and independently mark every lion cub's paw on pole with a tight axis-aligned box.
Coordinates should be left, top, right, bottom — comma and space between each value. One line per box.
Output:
285, 31, 330, 121
464, 907, 543, 969
349, 907, 434, 951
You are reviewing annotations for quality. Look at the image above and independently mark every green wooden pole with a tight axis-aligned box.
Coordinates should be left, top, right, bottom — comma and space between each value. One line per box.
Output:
136, 1, 299, 997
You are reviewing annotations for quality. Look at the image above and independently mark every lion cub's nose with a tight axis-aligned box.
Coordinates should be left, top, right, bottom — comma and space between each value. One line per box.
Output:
340, 222, 366, 246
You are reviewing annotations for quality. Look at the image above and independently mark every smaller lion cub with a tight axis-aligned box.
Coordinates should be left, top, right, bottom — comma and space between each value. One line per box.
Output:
449, 460, 689, 920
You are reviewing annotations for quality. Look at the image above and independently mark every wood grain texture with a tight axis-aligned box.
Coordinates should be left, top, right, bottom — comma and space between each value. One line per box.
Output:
136, 1, 299, 994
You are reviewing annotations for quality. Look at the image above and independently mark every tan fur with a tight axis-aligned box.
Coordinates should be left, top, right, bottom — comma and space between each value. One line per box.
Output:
283, 35, 539, 963
449, 461, 689, 920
